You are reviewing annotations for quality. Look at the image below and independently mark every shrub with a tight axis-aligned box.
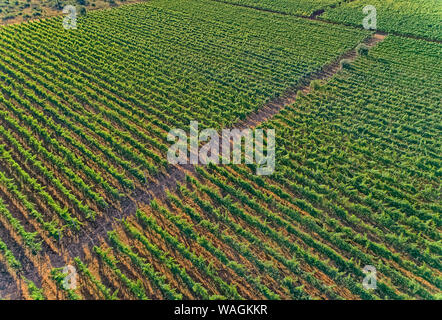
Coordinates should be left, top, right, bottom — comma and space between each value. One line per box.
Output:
356, 43, 370, 56
340, 58, 352, 69
78, 6, 87, 16
310, 80, 322, 90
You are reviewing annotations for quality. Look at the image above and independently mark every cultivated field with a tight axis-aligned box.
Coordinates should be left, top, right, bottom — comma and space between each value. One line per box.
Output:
212, 0, 341, 16
321, 0, 442, 40
0, 0, 440, 300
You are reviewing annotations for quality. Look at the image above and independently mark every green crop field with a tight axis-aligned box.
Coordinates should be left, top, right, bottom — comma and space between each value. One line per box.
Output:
0, 0, 141, 24
321, 0, 442, 41
0, 0, 440, 303
211, 0, 340, 16
217, 0, 442, 41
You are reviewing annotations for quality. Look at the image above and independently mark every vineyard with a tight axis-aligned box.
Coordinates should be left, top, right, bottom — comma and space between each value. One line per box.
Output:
212, 0, 340, 16
321, 0, 442, 41
0, 0, 440, 301
217, 0, 442, 41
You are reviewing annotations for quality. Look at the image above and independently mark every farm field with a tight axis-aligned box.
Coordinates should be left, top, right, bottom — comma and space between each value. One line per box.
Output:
0, 0, 440, 302
321, 0, 442, 41
0, 0, 367, 236
219, 0, 442, 41
210, 0, 340, 16
43, 35, 440, 300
